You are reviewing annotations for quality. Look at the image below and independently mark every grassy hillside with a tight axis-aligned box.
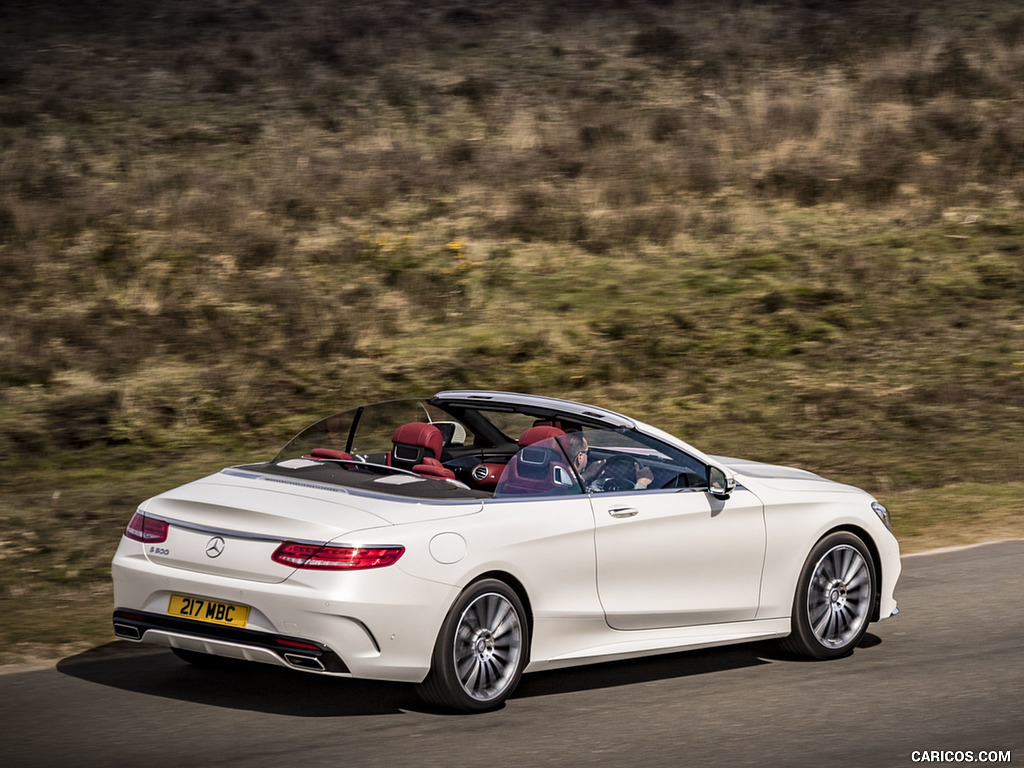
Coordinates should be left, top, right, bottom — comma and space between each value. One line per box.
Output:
1, 0, 1022, 663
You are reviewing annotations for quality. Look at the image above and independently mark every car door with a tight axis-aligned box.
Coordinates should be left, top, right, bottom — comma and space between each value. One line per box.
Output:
585, 432, 766, 631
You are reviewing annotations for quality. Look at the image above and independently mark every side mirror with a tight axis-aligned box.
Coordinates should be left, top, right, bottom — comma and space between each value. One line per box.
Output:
706, 466, 736, 500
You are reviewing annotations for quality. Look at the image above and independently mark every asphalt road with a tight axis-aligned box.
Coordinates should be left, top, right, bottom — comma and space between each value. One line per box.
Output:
2, 540, 1021, 768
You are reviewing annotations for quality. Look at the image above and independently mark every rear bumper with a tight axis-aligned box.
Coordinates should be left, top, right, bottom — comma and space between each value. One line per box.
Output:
111, 537, 457, 683
112, 609, 349, 673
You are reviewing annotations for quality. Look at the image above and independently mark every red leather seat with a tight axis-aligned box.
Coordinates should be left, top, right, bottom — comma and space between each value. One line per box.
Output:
388, 423, 456, 480
493, 436, 578, 496
469, 426, 566, 492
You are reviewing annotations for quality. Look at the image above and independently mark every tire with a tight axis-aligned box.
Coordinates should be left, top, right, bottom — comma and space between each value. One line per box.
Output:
416, 579, 529, 712
781, 532, 875, 660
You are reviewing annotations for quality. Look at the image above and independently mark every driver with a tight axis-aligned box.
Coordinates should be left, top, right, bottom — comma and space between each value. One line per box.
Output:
565, 433, 653, 492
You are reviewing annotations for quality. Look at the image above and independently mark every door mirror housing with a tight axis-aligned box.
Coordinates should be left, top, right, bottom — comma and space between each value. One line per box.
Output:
706, 465, 736, 500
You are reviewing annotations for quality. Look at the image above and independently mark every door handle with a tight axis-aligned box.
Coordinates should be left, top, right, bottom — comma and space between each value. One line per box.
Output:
608, 507, 639, 518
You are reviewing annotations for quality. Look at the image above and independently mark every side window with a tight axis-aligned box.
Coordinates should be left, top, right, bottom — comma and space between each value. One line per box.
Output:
562, 428, 707, 493
492, 438, 582, 497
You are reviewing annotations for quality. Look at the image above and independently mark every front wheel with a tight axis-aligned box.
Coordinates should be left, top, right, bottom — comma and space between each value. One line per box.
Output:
416, 579, 528, 712
782, 532, 875, 660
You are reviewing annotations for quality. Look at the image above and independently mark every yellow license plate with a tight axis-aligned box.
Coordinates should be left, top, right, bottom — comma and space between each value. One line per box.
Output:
167, 594, 250, 628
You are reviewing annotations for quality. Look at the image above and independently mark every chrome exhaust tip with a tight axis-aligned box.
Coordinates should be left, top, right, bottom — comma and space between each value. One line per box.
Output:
283, 653, 325, 671
113, 623, 142, 641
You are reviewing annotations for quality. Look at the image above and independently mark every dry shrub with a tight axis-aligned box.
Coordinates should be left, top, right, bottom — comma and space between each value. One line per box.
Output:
996, 11, 1024, 47
856, 128, 917, 203
685, 155, 721, 195
797, 388, 870, 420
500, 187, 587, 243
0, 64, 25, 87
911, 98, 982, 148
206, 65, 248, 94
977, 119, 1024, 179
443, 140, 477, 166
648, 108, 687, 143
443, 7, 490, 27
756, 154, 845, 207
761, 100, 821, 141
0, 323, 62, 387
579, 123, 629, 148
0, 205, 16, 243
44, 384, 123, 449
9, 157, 80, 201
234, 228, 284, 270
864, 40, 1006, 103
0, 106, 34, 128
631, 26, 688, 65
450, 75, 497, 104
582, 205, 680, 253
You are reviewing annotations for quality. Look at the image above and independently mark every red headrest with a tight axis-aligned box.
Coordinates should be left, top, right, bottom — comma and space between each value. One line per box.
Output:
392, 422, 444, 459
518, 425, 566, 447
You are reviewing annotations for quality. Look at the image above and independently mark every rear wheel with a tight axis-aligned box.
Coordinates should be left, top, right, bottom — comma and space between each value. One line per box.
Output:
782, 532, 875, 660
416, 579, 528, 712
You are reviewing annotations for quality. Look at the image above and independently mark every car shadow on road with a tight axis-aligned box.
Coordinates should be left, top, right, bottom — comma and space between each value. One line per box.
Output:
514, 632, 881, 700
57, 642, 416, 716
56, 635, 881, 717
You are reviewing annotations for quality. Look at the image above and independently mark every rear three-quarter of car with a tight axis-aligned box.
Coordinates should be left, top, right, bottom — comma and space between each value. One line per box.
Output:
111, 469, 470, 682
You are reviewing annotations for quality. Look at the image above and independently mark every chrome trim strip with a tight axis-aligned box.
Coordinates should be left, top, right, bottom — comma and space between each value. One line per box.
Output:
145, 513, 407, 550
143, 514, 324, 547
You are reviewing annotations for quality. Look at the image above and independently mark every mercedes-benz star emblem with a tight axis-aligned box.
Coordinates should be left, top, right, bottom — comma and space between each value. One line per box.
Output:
205, 536, 226, 558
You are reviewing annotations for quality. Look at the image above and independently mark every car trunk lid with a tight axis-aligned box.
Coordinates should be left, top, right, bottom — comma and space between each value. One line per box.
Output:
140, 474, 394, 583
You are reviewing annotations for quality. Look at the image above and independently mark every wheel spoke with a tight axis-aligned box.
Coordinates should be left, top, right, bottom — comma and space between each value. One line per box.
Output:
491, 606, 515, 639
842, 554, 865, 585
838, 548, 854, 584
458, 656, 481, 690
809, 600, 830, 627
847, 569, 870, 592
486, 596, 505, 629
813, 606, 833, 639
836, 604, 852, 635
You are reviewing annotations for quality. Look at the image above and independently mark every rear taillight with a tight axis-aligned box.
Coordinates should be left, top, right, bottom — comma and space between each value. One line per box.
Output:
271, 542, 405, 570
125, 511, 168, 543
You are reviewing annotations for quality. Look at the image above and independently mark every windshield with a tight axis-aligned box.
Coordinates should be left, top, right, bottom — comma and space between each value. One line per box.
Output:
274, 399, 473, 462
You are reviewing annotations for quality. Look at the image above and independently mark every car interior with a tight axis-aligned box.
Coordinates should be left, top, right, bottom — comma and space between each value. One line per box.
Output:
256, 399, 709, 499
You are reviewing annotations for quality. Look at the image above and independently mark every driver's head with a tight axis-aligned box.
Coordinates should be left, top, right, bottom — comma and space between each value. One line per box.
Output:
565, 432, 590, 472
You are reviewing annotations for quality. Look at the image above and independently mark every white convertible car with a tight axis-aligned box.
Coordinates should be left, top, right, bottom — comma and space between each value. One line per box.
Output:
112, 390, 900, 711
